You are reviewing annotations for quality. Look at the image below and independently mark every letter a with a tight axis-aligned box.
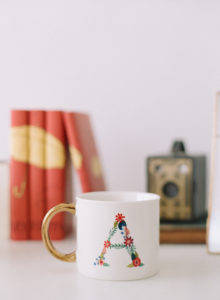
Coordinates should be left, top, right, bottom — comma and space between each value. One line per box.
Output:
94, 213, 144, 268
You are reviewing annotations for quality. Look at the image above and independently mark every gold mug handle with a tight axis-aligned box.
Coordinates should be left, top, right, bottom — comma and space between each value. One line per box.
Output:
41, 203, 76, 262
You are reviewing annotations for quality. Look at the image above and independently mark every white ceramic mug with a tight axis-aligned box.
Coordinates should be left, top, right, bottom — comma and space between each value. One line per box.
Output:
42, 191, 160, 280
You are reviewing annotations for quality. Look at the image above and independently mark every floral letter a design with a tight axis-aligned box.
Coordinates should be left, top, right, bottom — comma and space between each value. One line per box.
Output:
94, 213, 144, 268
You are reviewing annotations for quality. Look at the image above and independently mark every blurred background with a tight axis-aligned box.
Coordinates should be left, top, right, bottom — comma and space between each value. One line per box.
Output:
0, 0, 218, 192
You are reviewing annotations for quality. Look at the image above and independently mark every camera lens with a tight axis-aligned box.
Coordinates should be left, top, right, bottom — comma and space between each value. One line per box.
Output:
162, 182, 178, 198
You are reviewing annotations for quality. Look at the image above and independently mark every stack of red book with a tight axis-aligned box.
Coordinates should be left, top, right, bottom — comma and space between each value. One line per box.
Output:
10, 110, 105, 240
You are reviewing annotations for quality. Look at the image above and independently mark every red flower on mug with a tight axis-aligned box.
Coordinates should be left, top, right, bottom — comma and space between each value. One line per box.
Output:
132, 257, 141, 267
99, 259, 104, 266
115, 213, 125, 222
104, 240, 111, 248
124, 237, 133, 247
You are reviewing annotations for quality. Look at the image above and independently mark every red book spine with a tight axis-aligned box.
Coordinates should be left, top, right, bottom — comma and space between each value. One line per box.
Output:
29, 110, 46, 240
10, 110, 29, 240
63, 112, 91, 192
63, 112, 105, 192
45, 111, 66, 240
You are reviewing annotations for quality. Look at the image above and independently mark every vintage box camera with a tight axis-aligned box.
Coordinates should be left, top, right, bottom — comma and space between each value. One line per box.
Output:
147, 141, 206, 221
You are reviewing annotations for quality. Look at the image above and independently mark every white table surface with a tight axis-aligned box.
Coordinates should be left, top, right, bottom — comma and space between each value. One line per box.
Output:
0, 239, 219, 300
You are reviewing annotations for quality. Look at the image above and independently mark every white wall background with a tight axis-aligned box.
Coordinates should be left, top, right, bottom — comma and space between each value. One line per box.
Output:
0, 0, 219, 192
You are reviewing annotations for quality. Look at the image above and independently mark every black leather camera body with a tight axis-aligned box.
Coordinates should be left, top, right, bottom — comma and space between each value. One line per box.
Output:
147, 141, 206, 221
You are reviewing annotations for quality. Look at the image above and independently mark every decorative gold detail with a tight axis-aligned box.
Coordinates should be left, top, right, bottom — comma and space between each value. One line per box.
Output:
12, 180, 26, 198
10, 126, 29, 163
11, 125, 66, 169
69, 146, 83, 169
29, 126, 45, 168
45, 133, 66, 169
41, 203, 76, 262
91, 155, 102, 177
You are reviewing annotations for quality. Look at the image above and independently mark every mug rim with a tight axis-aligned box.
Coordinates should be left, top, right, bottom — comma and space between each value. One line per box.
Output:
76, 191, 160, 204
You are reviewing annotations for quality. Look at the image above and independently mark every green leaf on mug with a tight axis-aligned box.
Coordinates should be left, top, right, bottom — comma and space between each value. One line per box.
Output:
127, 263, 134, 268
114, 221, 118, 228
103, 263, 109, 267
